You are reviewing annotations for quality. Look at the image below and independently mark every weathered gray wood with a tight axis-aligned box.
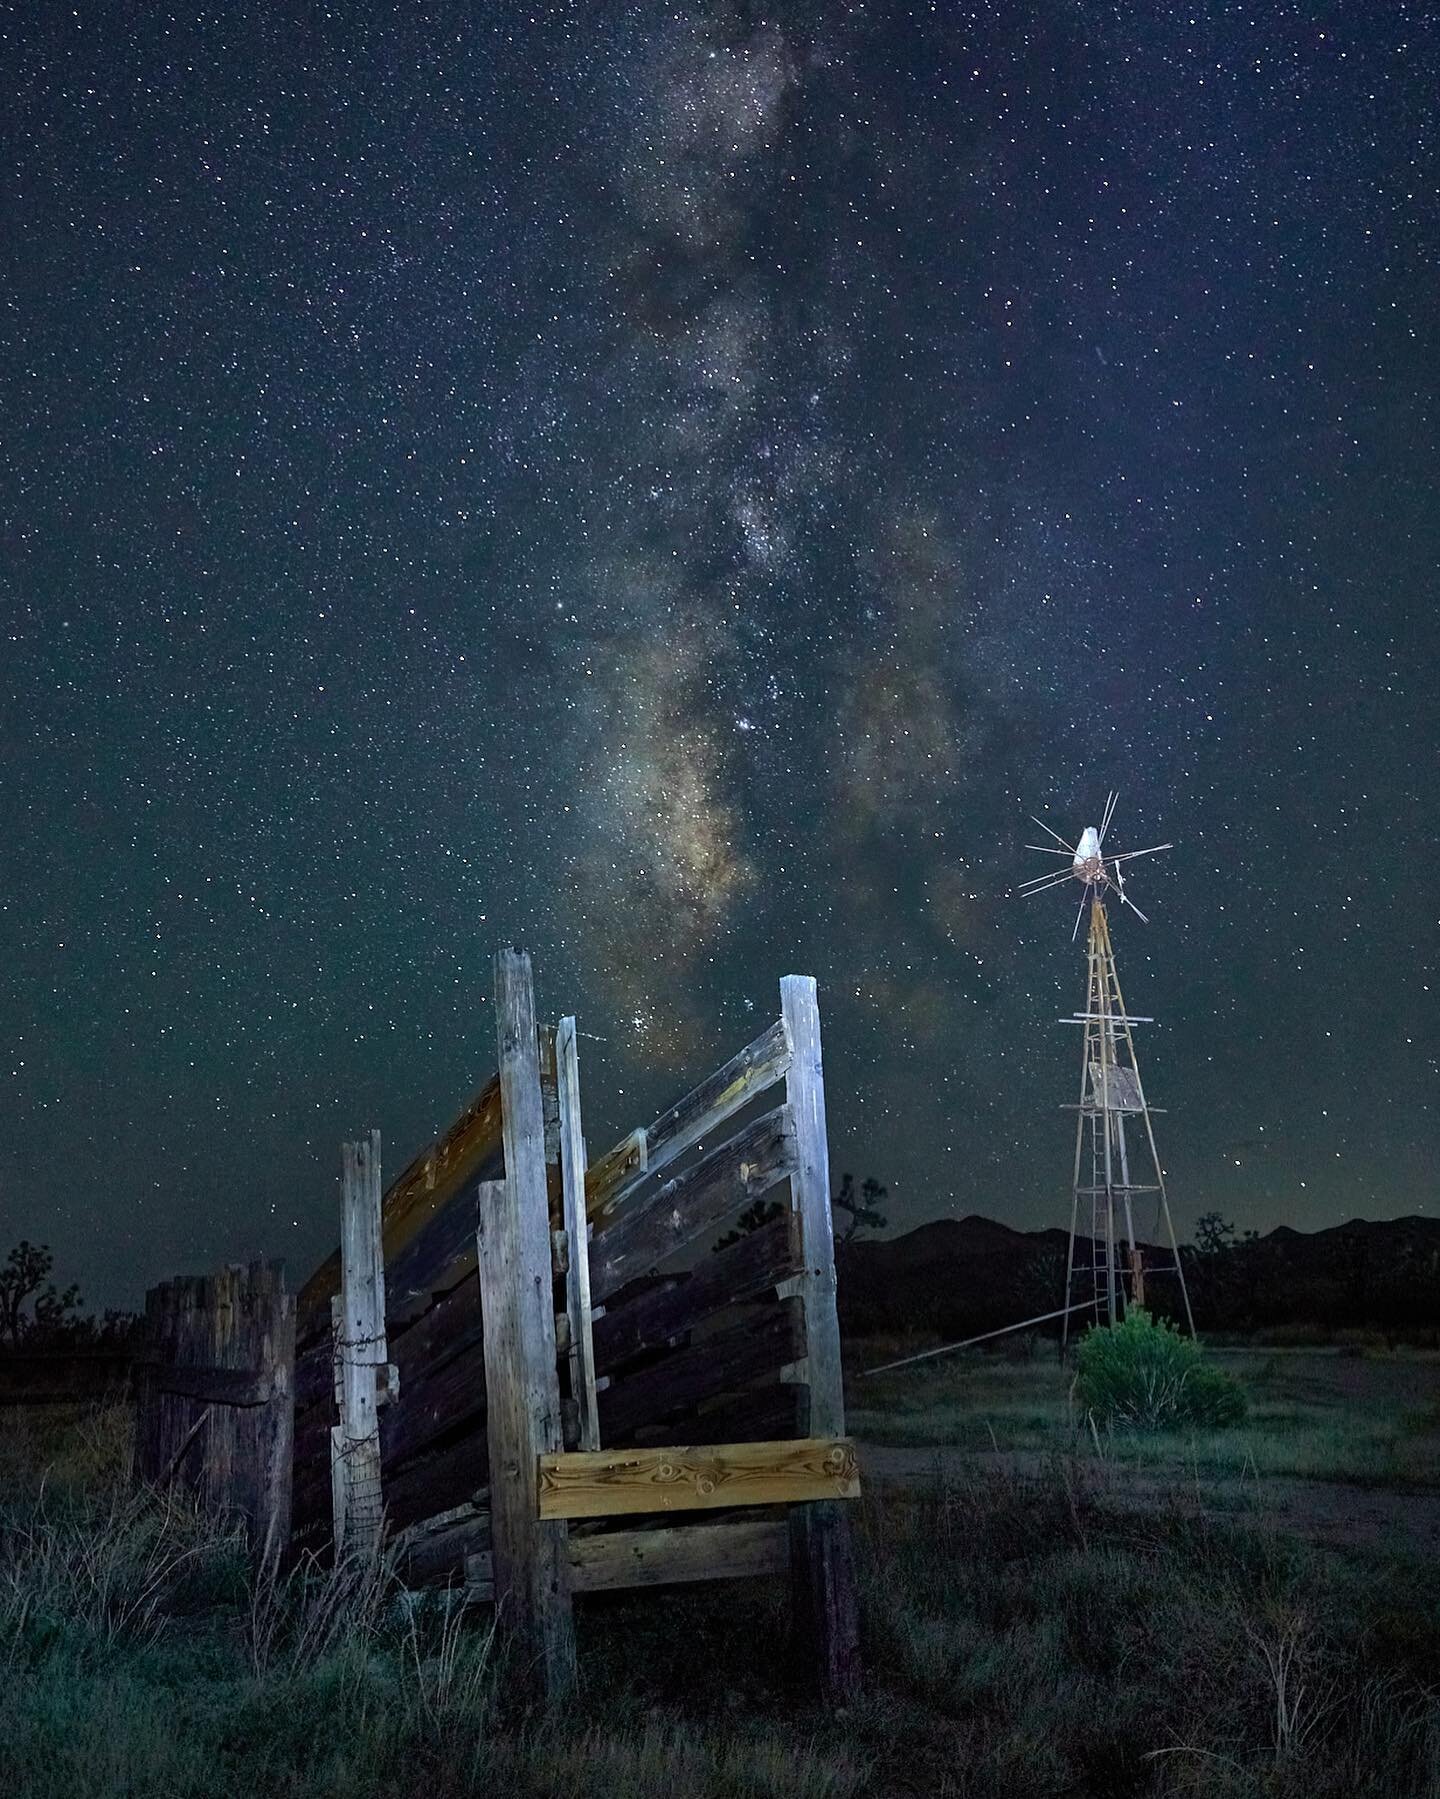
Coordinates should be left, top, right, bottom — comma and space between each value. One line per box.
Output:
780, 975, 860, 1707
335, 1131, 386, 1557
135, 1260, 293, 1565
144, 1362, 273, 1406
567, 1518, 791, 1592
591, 1213, 799, 1376
378, 1426, 490, 1532
378, 1341, 486, 1473
555, 1016, 600, 1452
587, 1016, 791, 1218
390, 1501, 492, 1586
598, 1299, 802, 1444
590, 1105, 796, 1305
479, 949, 576, 1702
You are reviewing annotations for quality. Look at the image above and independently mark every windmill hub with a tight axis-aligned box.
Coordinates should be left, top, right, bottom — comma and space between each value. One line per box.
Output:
1072, 825, 1105, 886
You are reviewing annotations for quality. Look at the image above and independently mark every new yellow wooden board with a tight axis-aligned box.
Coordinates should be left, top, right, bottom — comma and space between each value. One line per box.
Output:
536, 1436, 860, 1520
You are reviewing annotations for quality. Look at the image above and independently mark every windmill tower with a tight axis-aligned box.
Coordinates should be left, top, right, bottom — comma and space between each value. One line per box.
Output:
1021, 795, 1195, 1343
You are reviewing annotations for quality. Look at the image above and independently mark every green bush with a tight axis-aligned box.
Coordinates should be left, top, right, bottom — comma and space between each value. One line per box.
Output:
1074, 1306, 1247, 1430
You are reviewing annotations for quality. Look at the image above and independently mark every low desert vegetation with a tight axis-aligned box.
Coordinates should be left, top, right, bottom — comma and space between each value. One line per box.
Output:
1074, 1308, 1248, 1431
5, 1399, 1440, 1797
850, 1337, 1440, 1490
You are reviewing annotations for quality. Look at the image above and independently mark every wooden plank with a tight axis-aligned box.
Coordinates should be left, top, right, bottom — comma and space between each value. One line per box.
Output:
297, 1073, 503, 1336
586, 1017, 790, 1219
567, 1518, 790, 1592
380, 1427, 491, 1533
390, 1269, 482, 1392
144, 1362, 272, 1407
391, 1502, 492, 1586
780, 975, 861, 1707
590, 1105, 795, 1306
649, 1381, 805, 1451
134, 1261, 293, 1566
598, 1299, 802, 1444
555, 1016, 600, 1452
591, 1213, 798, 1376
335, 1131, 386, 1556
538, 1437, 858, 1521
379, 1340, 486, 1473
479, 948, 576, 1701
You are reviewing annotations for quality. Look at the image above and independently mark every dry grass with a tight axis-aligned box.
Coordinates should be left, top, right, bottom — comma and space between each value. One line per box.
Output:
3, 1400, 1439, 1796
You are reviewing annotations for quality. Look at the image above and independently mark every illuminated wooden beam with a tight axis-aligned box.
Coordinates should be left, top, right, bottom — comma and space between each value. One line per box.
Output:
537, 1437, 859, 1521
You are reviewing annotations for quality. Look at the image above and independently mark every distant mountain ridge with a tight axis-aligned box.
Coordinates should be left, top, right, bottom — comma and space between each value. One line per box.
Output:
838, 1213, 1440, 1340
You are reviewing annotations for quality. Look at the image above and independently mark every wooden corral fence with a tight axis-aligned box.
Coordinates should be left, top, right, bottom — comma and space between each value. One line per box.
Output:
290, 949, 861, 1703
134, 1260, 295, 1563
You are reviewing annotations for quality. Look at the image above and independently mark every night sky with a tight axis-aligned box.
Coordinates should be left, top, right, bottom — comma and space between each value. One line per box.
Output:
3, 4, 1436, 1313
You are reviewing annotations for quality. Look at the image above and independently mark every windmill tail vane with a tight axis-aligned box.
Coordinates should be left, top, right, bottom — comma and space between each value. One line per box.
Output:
1017, 790, 1172, 937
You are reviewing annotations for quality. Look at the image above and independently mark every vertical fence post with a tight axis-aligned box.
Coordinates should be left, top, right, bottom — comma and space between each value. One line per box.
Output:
478, 948, 576, 1701
135, 1262, 293, 1566
781, 974, 862, 1705
556, 1015, 600, 1453
252, 1260, 296, 1569
333, 1129, 386, 1558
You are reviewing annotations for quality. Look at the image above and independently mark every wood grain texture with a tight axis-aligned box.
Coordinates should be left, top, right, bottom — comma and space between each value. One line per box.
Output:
334, 1131, 386, 1556
135, 1260, 294, 1564
591, 1213, 798, 1377
597, 1299, 802, 1444
566, 1518, 790, 1592
296, 1074, 503, 1337
479, 949, 576, 1700
780, 975, 861, 1707
589, 1104, 795, 1306
585, 1017, 790, 1220
555, 1017, 600, 1452
537, 1436, 858, 1520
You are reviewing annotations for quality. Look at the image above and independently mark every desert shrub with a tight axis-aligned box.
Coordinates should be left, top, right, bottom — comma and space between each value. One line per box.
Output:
1075, 1307, 1247, 1430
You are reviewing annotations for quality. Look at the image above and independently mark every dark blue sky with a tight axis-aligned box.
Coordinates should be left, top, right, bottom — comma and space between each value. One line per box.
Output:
2, 3, 1435, 1310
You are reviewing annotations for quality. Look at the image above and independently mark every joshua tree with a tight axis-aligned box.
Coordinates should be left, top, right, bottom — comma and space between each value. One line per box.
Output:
833, 1173, 888, 1247
0, 1240, 82, 1347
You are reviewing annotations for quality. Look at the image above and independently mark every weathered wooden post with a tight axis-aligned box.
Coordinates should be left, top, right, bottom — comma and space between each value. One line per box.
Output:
135, 1261, 294, 1565
781, 974, 862, 1705
332, 1129, 388, 1557
555, 1015, 600, 1453
477, 948, 577, 1700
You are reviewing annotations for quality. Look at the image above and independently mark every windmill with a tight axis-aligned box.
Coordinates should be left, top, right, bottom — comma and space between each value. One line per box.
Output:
1022, 794, 1195, 1343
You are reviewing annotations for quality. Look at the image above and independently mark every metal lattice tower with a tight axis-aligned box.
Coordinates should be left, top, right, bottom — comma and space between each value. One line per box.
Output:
1059, 894, 1194, 1344
1017, 792, 1194, 1344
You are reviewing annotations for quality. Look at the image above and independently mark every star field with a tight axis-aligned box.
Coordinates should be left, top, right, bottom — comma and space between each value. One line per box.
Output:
2, 3, 1436, 1309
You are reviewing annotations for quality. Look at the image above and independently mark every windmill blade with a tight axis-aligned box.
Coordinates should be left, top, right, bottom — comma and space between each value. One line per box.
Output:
1018, 867, 1078, 895
1071, 888, 1090, 941
1107, 841, 1173, 865
1029, 815, 1075, 852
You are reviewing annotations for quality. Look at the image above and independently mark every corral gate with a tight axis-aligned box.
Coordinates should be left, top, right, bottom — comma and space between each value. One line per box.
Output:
290, 949, 860, 1702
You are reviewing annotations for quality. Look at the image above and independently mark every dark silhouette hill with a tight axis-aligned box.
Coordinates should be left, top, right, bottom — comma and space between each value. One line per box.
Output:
838, 1213, 1440, 1341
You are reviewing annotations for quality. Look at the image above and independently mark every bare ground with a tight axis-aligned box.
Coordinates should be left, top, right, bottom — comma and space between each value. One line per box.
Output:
857, 1439, 1440, 1558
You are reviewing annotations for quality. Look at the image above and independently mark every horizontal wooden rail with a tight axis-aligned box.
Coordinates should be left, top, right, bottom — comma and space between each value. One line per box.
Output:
297, 1073, 502, 1333
568, 1518, 790, 1591
537, 1437, 859, 1520
585, 1017, 791, 1220
590, 1103, 795, 1305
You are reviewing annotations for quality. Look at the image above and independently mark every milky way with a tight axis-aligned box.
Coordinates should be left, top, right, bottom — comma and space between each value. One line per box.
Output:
2, 4, 1435, 1307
